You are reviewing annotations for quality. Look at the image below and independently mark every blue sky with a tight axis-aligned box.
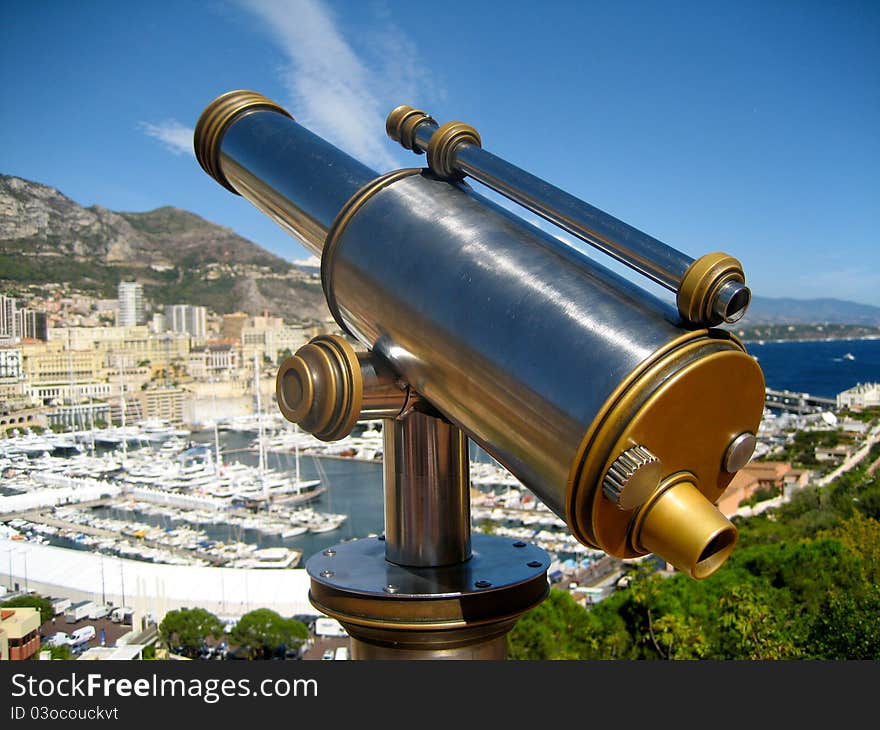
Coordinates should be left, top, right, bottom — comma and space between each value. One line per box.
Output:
2, 0, 878, 307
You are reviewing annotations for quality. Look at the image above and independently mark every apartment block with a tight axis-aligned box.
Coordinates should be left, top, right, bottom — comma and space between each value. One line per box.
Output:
0, 607, 41, 661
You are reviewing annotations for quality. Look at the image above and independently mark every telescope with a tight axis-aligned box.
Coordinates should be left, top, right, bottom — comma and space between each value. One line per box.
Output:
194, 91, 765, 659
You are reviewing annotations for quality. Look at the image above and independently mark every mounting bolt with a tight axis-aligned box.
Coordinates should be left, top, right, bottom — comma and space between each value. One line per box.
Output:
384, 584, 399, 594
513, 541, 527, 548
527, 561, 543, 568
475, 580, 492, 588
319, 570, 335, 579
322, 549, 336, 557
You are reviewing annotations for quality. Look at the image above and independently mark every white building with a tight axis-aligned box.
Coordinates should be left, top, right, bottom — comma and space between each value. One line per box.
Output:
0, 539, 315, 626
837, 382, 880, 410
0, 347, 22, 379
1, 294, 18, 339
167, 304, 207, 339
117, 281, 145, 327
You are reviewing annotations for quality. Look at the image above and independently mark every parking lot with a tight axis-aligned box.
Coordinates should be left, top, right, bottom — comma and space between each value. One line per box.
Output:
40, 615, 134, 655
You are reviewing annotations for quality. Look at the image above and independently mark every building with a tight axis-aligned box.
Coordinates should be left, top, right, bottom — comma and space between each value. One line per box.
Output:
117, 281, 145, 327
0, 539, 314, 627
135, 387, 185, 425
17, 309, 48, 341
837, 382, 880, 410
18, 340, 110, 405
47, 401, 111, 430
0, 607, 41, 661
149, 312, 166, 334
0, 347, 22, 380
1, 295, 18, 339
221, 312, 249, 342
188, 341, 240, 379
241, 316, 311, 363
167, 304, 207, 339
716, 461, 811, 516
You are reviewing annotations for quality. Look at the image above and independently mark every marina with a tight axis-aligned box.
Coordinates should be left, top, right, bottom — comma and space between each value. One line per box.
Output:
1, 415, 605, 576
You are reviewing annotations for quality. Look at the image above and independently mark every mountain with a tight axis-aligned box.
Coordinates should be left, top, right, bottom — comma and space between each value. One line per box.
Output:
740, 296, 880, 326
3, 172, 878, 331
0, 174, 330, 323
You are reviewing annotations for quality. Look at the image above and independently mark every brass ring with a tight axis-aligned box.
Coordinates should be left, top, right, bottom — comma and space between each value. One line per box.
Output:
193, 90, 292, 194
321, 168, 424, 333
425, 121, 481, 179
677, 252, 746, 327
386, 105, 435, 152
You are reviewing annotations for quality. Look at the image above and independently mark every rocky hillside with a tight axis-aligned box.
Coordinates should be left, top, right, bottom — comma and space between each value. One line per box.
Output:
742, 295, 880, 326
0, 174, 330, 323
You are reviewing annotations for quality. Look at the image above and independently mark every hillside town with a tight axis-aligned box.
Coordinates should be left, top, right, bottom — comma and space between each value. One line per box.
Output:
1, 279, 336, 435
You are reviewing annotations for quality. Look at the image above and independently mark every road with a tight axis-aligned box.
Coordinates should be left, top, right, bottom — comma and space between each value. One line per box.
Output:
816, 422, 880, 487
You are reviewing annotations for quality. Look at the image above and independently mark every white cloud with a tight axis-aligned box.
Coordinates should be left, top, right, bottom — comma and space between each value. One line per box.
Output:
139, 120, 194, 157
240, 0, 438, 171
292, 255, 321, 268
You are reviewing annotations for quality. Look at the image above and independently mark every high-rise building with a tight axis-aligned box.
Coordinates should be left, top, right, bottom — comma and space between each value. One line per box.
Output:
17, 309, 48, 341
0, 295, 17, 339
166, 304, 207, 338
118, 281, 145, 326
188, 305, 207, 339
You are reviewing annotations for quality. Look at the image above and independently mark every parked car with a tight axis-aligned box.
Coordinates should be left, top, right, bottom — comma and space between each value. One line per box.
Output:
45, 632, 71, 647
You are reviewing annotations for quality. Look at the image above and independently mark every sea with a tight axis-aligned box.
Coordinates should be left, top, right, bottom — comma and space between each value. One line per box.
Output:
745, 337, 880, 398
25, 338, 880, 562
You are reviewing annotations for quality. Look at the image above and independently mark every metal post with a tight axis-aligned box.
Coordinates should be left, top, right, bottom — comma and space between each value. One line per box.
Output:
383, 410, 471, 567
307, 408, 549, 661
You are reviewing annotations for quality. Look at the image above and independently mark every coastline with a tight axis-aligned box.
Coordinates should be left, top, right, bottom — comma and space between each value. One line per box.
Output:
741, 335, 880, 345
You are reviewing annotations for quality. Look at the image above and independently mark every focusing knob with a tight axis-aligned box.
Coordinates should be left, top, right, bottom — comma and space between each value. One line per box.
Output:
602, 445, 663, 511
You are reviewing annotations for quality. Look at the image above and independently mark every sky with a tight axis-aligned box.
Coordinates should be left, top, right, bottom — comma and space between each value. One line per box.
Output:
1, 0, 878, 307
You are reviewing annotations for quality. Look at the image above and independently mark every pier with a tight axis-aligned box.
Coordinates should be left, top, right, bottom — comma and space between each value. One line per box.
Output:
765, 388, 836, 414
11, 509, 229, 566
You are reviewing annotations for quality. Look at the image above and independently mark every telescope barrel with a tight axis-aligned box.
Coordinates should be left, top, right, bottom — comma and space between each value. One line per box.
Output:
391, 108, 750, 327
195, 91, 766, 579
194, 90, 378, 257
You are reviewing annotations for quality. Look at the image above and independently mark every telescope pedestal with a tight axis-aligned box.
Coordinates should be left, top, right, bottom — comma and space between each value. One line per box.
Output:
306, 533, 550, 660
305, 410, 550, 660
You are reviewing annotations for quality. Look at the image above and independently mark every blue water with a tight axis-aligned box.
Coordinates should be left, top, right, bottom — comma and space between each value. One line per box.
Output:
746, 337, 880, 399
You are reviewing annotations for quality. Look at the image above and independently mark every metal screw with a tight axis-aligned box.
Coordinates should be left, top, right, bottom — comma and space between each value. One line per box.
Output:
475, 580, 492, 588
527, 561, 542, 568
322, 549, 336, 557
513, 541, 526, 548
377, 535, 386, 541
723, 432, 757, 473
383, 584, 399, 594
319, 570, 335, 579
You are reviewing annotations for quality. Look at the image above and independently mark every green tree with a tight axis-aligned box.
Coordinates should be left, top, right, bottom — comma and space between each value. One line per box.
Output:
507, 589, 596, 660
158, 607, 224, 658
230, 609, 308, 660
277, 348, 293, 364
2, 595, 54, 624
49, 644, 72, 660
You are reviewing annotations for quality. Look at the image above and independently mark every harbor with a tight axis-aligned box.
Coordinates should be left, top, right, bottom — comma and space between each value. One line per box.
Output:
1, 416, 603, 580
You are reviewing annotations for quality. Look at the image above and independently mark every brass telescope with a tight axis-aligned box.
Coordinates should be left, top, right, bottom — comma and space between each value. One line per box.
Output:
194, 91, 765, 659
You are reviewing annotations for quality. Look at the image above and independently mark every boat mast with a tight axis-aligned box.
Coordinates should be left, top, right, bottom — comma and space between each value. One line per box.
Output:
212, 382, 222, 475
295, 423, 301, 494
253, 351, 266, 502
119, 354, 127, 461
